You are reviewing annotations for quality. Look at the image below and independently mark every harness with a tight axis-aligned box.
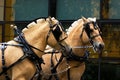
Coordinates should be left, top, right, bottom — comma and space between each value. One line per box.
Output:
0, 19, 67, 80
46, 48, 90, 80
64, 49, 90, 80
15, 34, 44, 80
47, 21, 102, 80
0, 33, 44, 80
48, 49, 61, 80
0, 43, 11, 80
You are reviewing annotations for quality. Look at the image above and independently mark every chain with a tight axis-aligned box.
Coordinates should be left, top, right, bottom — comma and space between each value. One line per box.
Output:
72, 45, 93, 49
41, 66, 71, 76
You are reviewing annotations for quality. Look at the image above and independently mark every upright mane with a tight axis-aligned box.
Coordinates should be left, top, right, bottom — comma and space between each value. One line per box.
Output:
66, 19, 83, 34
87, 17, 96, 22
22, 18, 46, 32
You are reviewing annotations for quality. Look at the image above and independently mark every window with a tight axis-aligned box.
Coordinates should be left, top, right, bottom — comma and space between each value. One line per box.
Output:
109, 0, 120, 19
13, 0, 48, 21
56, 0, 100, 20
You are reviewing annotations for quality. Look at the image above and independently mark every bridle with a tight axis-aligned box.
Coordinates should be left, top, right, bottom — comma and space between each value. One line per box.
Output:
80, 21, 102, 48
63, 21, 103, 80
46, 20, 68, 52
45, 20, 103, 80
80, 21, 103, 80
46, 20, 103, 80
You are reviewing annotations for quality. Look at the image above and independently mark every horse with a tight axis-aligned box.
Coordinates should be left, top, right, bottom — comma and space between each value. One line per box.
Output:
0, 17, 71, 80
41, 17, 105, 80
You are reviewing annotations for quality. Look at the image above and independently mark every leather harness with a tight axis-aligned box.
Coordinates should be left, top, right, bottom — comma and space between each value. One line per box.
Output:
48, 21, 101, 80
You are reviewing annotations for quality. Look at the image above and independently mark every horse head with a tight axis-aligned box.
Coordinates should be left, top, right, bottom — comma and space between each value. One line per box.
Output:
21, 17, 70, 55
81, 17, 104, 53
45, 17, 70, 54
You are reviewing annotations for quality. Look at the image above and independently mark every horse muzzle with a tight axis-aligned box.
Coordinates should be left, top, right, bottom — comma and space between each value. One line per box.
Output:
93, 42, 105, 53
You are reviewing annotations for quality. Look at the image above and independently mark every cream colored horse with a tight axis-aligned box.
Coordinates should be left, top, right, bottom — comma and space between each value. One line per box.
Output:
41, 17, 104, 80
0, 17, 70, 80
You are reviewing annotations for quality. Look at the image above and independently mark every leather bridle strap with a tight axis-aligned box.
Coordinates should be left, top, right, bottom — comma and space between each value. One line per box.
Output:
48, 49, 60, 80
48, 51, 64, 80
90, 34, 101, 40
0, 51, 27, 76
0, 43, 10, 80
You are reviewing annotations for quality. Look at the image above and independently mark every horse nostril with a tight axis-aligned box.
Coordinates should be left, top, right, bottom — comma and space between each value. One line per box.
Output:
99, 43, 104, 50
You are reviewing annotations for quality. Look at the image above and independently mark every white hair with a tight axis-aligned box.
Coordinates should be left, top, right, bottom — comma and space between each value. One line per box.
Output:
88, 17, 96, 22
66, 19, 83, 34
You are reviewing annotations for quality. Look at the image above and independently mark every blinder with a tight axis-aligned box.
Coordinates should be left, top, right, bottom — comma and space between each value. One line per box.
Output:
52, 24, 62, 41
83, 21, 101, 39
83, 23, 91, 39
92, 21, 98, 29
50, 22, 66, 42
58, 22, 65, 31
79, 21, 102, 46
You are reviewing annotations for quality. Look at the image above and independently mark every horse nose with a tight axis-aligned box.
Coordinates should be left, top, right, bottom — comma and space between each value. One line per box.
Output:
99, 43, 104, 50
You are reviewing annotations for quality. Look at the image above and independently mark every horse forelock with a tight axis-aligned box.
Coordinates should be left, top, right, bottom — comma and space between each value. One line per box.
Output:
66, 19, 83, 34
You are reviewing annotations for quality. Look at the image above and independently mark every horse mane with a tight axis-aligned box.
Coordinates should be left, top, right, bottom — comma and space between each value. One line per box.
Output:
66, 19, 83, 34
66, 17, 96, 34
87, 17, 96, 22
22, 18, 46, 32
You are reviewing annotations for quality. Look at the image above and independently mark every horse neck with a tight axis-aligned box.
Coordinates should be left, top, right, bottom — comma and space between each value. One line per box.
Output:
23, 24, 48, 57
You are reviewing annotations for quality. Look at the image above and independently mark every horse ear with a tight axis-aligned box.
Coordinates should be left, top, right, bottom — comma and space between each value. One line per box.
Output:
51, 17, 55, 20
46, 16, 52, 23
93, 17, 96, 21
48, 16, 52, 21
82, 16, 87, 22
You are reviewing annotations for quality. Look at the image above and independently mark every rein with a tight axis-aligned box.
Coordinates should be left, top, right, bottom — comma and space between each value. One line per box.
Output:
72, 45, 93, 49
49, 20, 102, 80
47, 46, 91, 80
42, 64, 71, 77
